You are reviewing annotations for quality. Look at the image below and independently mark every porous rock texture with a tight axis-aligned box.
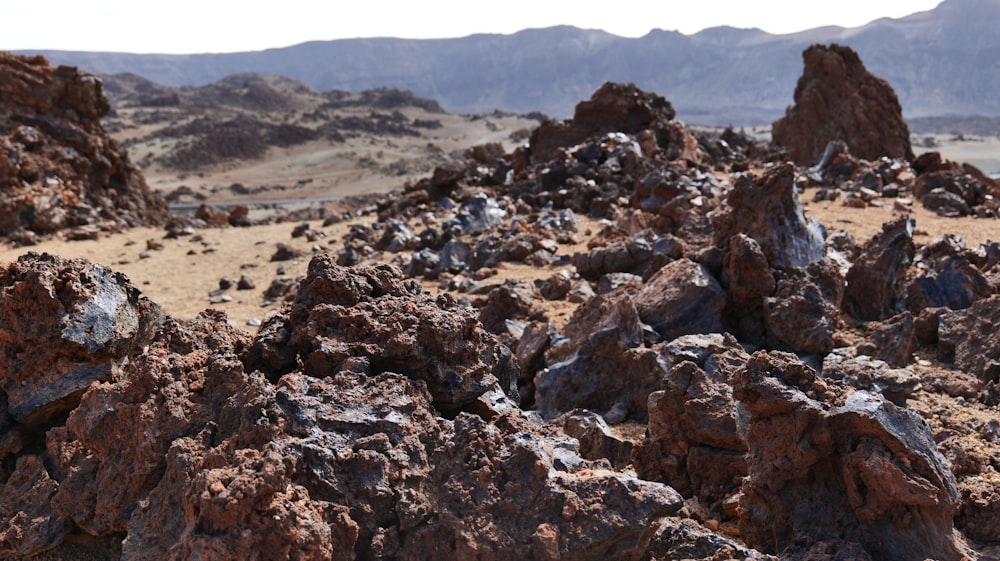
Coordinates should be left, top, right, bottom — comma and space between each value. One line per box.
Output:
0, 255, 687, 560
0, 53, 168, 242
245, 256, 519, 412
0, 253, 163, 424
771, 44, 914, 165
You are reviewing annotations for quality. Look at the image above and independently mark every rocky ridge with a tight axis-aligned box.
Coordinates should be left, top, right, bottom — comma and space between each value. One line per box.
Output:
0, 53, 169, 245
1, 45, 1000, 560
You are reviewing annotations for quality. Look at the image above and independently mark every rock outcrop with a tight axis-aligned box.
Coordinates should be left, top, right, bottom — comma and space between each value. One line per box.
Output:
734, 351, 971, 561
771, 44, 914, 165
0, 53, 169, 242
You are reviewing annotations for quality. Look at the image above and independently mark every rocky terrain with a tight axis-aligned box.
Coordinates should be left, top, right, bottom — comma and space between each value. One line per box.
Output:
2, 45, 1000, 561
99, 72, 539, 205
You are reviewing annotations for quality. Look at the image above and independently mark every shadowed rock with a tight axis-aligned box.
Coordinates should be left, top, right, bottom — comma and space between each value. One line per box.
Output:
771, 44, 913, 165
712, 163, 825, 270
842, 216, 915, 321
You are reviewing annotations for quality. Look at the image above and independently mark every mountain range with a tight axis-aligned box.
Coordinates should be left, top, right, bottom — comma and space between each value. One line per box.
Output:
17, 0, 1000, 125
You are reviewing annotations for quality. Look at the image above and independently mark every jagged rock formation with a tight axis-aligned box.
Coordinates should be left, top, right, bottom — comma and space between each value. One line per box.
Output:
0, 53, 168, 243
771, 44, 914, 165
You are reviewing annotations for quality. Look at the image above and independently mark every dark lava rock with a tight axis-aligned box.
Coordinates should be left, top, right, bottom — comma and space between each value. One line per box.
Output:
712, 163, 825, 270
771, 44, 914, 165
271, 242, 306, 262
938, 295, 1000, 384
734, 351, 969, 561
842, 216, 914, 321
246, 256, 518, 412
632, 258, 726, 341
0, 253, 163, 424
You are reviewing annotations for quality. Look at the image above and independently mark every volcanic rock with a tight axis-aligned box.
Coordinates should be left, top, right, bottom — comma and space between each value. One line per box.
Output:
712, 163, 825, 270
632, 258, 726, 341
0, 253, 163, 424
633, 333, 750, 506
0, 53, 168, 239
771, 44, 914, 165
938, 295, 1000, 384
478, 279, 545, 334
842, 216, 915, 321
734, 351, 969, 561
246, 256, 518, 411
820, 348, 921, 405
0, 455, 70, 557
763, 258, 844, 355
529, 82, 677, 162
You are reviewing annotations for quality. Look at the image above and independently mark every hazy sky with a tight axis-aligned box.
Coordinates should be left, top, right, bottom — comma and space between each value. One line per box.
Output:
4, 0, 944, 54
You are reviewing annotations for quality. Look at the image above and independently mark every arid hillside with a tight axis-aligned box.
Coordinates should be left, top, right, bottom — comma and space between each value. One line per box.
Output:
99, 72, 541, 204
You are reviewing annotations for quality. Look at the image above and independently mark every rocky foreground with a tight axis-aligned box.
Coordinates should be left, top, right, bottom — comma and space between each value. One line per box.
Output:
2, 47, 1000, 560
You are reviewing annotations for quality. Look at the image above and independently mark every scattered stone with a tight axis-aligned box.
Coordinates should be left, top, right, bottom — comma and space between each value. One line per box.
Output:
270, 242, 304, 262
237, 274, 255, 290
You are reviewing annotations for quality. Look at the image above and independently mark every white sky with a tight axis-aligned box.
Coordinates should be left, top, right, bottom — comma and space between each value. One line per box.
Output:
3, 1, 944, 54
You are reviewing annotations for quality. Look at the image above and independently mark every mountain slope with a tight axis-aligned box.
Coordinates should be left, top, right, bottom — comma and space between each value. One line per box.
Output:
19, 0, 1000, 124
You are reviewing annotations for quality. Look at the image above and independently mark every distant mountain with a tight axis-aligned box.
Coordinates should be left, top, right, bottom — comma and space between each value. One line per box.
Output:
18, 0, 1000, 124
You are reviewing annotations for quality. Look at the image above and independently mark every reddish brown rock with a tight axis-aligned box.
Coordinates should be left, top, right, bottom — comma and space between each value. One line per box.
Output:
0, 455, 70, 557
245, 256, 518, 412
0, 253, 163, 424
734, 351, 970, 561
529, 82, 677, 162
721, 233, 775, 315
49, 311, 253, 536
633, 333, 750, 508
771, 44, 914, 165
0, 53, 168, 239
764, 258, 844, 355
842, 216, 915, 321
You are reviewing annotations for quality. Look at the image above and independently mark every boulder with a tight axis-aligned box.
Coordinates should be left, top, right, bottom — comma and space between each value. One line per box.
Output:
0, 53, 168, 239
712, 163, 825, 270
0, 253, 163, 424
734, 351, 970, 561
938, 295, 1000, 384
771, 44, 913, 165
842, 216, 915, 321
633, 333, 750, 506
632, 258, 726, 341
763, 258, 843, 355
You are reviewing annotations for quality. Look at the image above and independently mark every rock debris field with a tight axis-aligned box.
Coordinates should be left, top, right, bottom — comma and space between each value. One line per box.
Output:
1, 46, 1000, 561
